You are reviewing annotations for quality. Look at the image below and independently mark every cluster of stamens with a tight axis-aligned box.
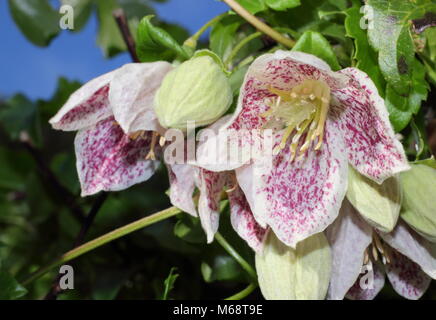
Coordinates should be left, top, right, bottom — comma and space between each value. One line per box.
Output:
261, 79, 331, 162
364, 233, 392, 266
129, 130, 165, 161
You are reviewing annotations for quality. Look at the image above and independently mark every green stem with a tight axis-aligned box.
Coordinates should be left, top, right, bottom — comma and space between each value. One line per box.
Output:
222, 0, 295, 48
225, 283, 258, 300
225, 31, 262, 67
214, 232, 257, 279
22, 206, 181, 286
184, 12, 228, 48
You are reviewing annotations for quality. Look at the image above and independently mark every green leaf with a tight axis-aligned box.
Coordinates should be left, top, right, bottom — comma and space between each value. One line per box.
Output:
424, 27, 436, 61
201, 255, 243, 283
367, 0, 436, 95
136, 15, 189, 62
210, 16, 243, 61
0, 270, 27, 300
385, 59, 429, 131
161, 267, 179, 300
292, 31, 341, 71
8, 0, 60, 46
235, 0, 267, 14
61, 0, 93, 32
0, 146, 33, 191
119, 0, 156, 42
229, 65, 249, 96
0, 94, 41, 145
96, 0, 127, 57
345, 4, 386, 95
265, 0, 301, 11
174, 215, 206, 244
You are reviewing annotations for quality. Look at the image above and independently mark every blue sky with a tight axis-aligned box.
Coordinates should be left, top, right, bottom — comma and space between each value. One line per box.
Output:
0, 0, 227, 100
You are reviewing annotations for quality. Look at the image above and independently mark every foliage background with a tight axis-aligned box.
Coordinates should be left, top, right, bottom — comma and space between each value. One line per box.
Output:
0, 0, 435, 300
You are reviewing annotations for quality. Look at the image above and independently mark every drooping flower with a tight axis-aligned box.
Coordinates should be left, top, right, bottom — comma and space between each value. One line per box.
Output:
50, 62, 173, 196
196, 50, 410, 248
327, 199, 436, 300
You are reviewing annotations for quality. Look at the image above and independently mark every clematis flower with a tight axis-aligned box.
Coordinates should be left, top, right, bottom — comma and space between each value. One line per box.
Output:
49, 62, 173, 196
327, 199, 436, 300
196, 50, 410, 248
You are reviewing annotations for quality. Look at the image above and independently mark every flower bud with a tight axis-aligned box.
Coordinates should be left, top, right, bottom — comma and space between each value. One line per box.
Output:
400, 163, 436, 242
255, 231, 331, 300
154, 55, 232, 130
346, 167, 401, 232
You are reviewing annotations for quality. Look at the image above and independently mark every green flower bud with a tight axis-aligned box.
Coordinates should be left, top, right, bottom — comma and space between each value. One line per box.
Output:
154, 54, 232, 130
255, 232, 331, 300
346, 167, 401, 232
401, 163, 436, 243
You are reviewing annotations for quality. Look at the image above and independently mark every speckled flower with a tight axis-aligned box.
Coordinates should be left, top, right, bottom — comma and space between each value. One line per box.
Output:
50, 62, 172, 196
327, 199, 436, 300
196, 50, 410, 248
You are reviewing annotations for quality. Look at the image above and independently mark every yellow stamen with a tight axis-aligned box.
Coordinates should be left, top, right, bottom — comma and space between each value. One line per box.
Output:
129, 130, 144, 140
159, 136, 166, 147
145, 132, 159, 160
263, 79, 331, 162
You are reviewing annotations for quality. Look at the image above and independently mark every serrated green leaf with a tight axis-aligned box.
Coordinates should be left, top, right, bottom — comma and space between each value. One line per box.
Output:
292, 31, 341, 70
385, 59, 429, 131
0, 270, 27, 300
161, 267, 179, 300
8, 0, 60, 47
136, 15, 189, 62
345, 4, 386, 95
367, 0, 436, 95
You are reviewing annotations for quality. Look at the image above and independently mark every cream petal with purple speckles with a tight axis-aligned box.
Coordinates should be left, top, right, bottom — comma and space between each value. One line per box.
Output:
385, 250, 431, 300
109, 62, 173, 135
326, 199, 373, 300
237, 120, 348, 248
333, 68, 410, 183
167, 163, 197, 217
379, 221, 436, 279
49, 70, 116, 131
75, 116, 159, 196
196, 169, 228, 243
346, 261, 385, 300
227, 184, 267, 252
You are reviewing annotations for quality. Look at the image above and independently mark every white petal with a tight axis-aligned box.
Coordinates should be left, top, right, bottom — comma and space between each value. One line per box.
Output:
50, 70, 116, 131
109, 62, 173, 134
326, 199, 373, 300
380, 220, 436, 279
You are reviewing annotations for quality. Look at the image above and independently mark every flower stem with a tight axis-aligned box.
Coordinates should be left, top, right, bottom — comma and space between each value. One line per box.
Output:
214, 232, 257, 280
225, 283, 258, 300
225, 31, 262, 67
222, 0, 295, 48
21, 206, 181, 286
184, 12, 228, 48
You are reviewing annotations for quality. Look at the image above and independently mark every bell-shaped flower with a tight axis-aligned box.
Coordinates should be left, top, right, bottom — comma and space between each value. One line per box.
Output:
196, 50, 410, 248
327, 199, 436, 300
49, 62, 172, 196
